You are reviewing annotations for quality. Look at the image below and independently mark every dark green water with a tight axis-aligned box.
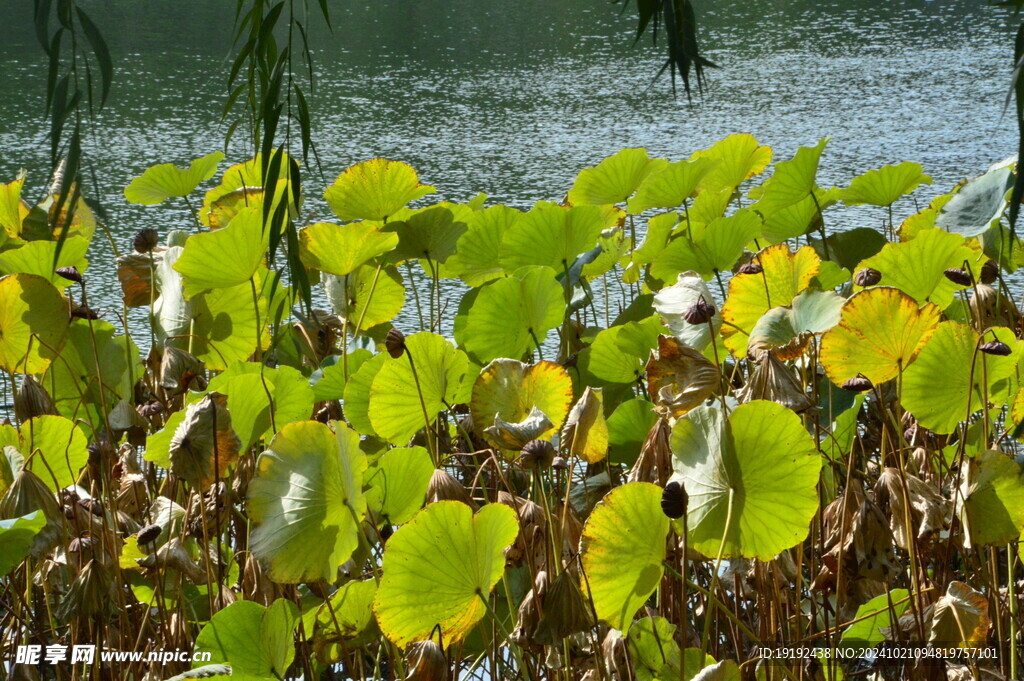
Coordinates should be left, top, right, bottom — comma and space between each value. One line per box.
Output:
0, 0, 1018, 325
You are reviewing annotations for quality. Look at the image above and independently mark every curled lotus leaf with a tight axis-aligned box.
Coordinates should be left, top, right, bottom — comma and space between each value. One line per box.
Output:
746, 137, 828, 215
470, 359, 574, 442
124, 151, 224, 205
200, 152, 298, 228
168, 392, 240, 489
689, 134, 772, 194
820, 287, 940, 386
653, 271, 721, 351
747, 288, 844, 360
955, 448, 1024, 548
117, 249, 164, 307
560, 387, 609, 464
568, 148, 668, 206
645, 335, 719, 418
0, 274, 70, 375
935, 158, 1015, 237
927, 581, 991, 646
299, 221, 398, 277
627, 157, 719, 214
484, 406, 553, 451
840, 161, 932, 207
649, 208, 762, 282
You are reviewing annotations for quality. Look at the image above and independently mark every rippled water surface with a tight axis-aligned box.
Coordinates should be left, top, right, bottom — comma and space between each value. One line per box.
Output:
0, 0, 1019, 334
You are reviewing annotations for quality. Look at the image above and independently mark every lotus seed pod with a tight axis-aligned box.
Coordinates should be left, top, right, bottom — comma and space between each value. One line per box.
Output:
385, 327, 406, 358
980, 259, 999, 285
660, 480, 687, 519
841, 376, 872, 392
521, 439, 555, 469
404, 640, 448, 681
682, 298, 715, 325
854, 267, 881, 287
737, 262, 763, 275
55, 265, 83, 284
943, 268, 972, 286
979, 340, 1012, 356
551, 455, 569, 470
137, 524, 161, 545
426, 468, 476, 508
70, 305, 100, 320
133, 228, 160, 254
14, 375, 58, 422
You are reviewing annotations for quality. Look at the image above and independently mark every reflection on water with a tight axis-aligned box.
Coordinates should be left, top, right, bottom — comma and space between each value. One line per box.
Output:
0, 0, 1017, 343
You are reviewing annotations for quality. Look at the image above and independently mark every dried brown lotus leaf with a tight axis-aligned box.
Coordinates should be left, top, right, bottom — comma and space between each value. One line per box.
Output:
168, 393, 240, 489
815, 480, 898, 591
426, 468, 476, 509
735, 351, 815, 413
160, 346, 205, 392
645, 335, 718, 418
116, 249, 164, 307
874, 467, 950, 550
928, 581, 990, 647
627, 417, 672, 484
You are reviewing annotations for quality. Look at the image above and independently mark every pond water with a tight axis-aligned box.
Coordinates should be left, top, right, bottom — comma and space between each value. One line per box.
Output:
0, 0, 1019, 348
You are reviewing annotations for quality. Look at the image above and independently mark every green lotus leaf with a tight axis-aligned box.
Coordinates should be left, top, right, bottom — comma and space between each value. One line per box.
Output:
207, 363, 316, 450
568, 148, 667, 206
364, 445, 434, 525
299, 221, 398, 277
588, 316, 663, 383
323, 264, 405, 333
188, 282, 266, 371
840, 162, 932, 207
40, 319, 140, 434
193, 598, 298, 681
125, 151, 224, 205
935, 159, 1014, 237
143, 409, 187, 469
249, 420, 367, 583
580, 482, 668, 632
902, 323, 1018, 434
384, 205, 468, 265
0, 172, 26, 239
310, 349, 373, 403
747, 288, 844, 360
18, 415, 89, 491
325, 158, 435, 222
627, 157, 719, 214
460, 265, 563, 363
840, 589, 910, 648
607, 398, 658, 466
500, 203, 605, 272
689, 134, 772, 193
632, 212, 679, 266
628, 616, 715, 681
470, 359, 574, 444
650, 208, 762, 282
314, 579, 378, 660
748, 138, 828, 215
810, 227, 887, 272
853, 227, 980, 307
173, 206, 268, 297
956, 448, 1024, 547
653, 272, 721, 351
753, 189, 833, 244
342, 352, 388, 435
199, 152, 297, 227
169, 393, 241, 489
669, 401, 820, 560
368, 332, 469, 444
0, 512, 46, 576
820, 287, 941, 386
720, 244, 820, 357
373, 501, 519, 647
445, 205, 521, 286
0, 236, 89, 288
0, 274, 70, 374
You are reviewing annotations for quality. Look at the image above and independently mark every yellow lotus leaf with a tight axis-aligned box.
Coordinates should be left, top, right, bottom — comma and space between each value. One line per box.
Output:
820, 287, 940, 386
720, 244, 820, 357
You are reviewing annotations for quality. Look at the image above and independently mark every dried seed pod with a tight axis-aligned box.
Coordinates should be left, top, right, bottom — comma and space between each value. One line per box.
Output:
385, 327, 406, 358
78, 498, 104, 517
660, 481, 687, 519
56, 266, 83, 284
520, 439, 555, 469
841, 376, 872, 392
133, 228, 160, 254
943, 268, 972, 286
70, 305, 100, 320
136, 524, 161, 545
737, 262, 763, 275
426, 468, 476, 508
14, 375, 58, 421
682, 298, 715, 325
137, 400, 165, 418
540, 569, 594, 640
979, 340, 1012, 356
404, 640, 447, 681
551, 455, 569, 470
854, 267, 881, 287
980, 259, 999, 285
